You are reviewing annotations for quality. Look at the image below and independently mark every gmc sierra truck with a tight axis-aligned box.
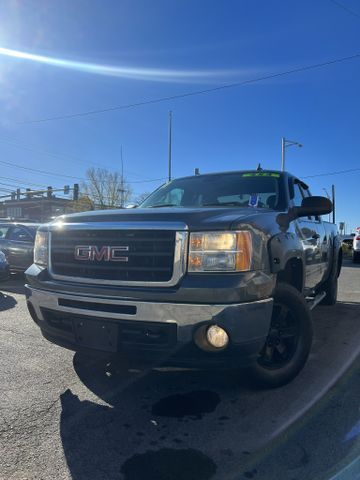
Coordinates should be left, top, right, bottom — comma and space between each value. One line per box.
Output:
25, 170, 341, 387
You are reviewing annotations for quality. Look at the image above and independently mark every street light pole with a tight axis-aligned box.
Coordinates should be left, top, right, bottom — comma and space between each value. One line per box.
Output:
281, 137, 286, 172
281, 137, 302, 171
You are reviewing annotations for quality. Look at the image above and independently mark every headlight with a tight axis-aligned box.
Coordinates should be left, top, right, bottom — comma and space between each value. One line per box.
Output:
34, 231, 49, 266
188, 231, 252, 272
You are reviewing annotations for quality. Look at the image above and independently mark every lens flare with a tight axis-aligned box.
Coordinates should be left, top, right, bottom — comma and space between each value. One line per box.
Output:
0, 46, 243, 83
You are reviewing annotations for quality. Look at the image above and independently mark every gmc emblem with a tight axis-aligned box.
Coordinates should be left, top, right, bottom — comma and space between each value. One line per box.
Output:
74, 245, 129, 262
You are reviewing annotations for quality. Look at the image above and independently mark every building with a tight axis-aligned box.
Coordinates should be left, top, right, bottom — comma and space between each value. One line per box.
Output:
0, 196, 74, 223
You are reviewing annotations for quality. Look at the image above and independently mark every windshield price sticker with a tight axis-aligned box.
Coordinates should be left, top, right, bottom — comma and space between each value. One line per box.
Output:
242, 172, 280, 178
249, 193, 259, 207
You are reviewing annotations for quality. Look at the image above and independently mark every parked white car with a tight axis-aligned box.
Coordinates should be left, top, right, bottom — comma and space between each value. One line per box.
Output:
353, 232, 360, 263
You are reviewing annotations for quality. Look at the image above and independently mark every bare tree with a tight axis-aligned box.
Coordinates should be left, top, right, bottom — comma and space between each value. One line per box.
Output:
82, 168, 132, 209
69, 195, 94, 213
135, 191, 152, 205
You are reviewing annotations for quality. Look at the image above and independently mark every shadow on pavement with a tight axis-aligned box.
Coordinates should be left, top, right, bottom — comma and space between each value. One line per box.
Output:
341, 256, 360, 267
60, 357, 243, 480
342, 261, 360, 269
0, 273, 26, 295
59, 300, 360, 480
0, 292, 17, 311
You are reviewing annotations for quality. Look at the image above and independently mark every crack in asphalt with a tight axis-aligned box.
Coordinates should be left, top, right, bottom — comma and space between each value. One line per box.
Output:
0, 325, 40, 339
0, 398, 60, 437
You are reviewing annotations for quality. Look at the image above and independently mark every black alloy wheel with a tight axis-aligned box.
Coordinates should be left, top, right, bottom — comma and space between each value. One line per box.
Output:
247, 283, 313, 388
257, 303, 299, 369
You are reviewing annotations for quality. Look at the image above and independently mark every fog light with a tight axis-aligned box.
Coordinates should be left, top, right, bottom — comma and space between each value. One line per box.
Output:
206, 325, 229, 349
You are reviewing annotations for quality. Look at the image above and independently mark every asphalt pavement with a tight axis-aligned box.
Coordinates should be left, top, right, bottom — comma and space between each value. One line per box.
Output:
0, 260, 359, 480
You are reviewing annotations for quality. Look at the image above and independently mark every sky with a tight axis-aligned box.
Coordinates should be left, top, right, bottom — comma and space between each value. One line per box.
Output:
0, 0, 359, 231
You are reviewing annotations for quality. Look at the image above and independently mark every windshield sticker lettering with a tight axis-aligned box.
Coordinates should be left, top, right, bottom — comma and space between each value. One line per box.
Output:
249, 194, 259, 207
242, 172, 280, 178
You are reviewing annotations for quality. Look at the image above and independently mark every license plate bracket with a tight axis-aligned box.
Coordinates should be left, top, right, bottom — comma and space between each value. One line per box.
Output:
73, 319, 118, 352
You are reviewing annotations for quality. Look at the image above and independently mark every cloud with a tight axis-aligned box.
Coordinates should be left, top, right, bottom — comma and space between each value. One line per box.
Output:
0, 46, 253, 84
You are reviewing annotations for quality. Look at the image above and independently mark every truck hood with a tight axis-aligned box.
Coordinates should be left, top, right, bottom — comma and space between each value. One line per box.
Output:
58, 207, 278, 231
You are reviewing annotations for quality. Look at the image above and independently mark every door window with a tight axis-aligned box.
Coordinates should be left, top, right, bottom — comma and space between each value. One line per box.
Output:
0, 226, 9, 239
8, 227, 33, 242
291, 182, 304, 207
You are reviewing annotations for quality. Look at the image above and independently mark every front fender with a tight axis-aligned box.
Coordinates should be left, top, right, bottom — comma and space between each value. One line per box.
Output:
268, 232, 305, 274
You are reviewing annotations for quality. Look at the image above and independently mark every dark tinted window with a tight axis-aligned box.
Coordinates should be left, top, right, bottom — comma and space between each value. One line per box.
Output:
8, 227, 33, 242
25, 226, 39, 236
141, 172, 285, 210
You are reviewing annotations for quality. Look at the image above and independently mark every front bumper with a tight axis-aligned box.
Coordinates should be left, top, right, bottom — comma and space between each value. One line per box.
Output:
26, 287, 273, 368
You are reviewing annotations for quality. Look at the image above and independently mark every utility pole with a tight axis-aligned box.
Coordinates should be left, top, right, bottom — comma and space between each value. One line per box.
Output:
281, 137, 302, 171
323, 188, 331, 222
168, 111, 172, 182
332, 184, 335, 224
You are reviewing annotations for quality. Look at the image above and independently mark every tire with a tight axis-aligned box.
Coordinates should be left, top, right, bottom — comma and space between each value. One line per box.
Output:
320, 275, 338, 305
353, 251, 360, 264
320, 248, 341, 306
247, 283, 313, 388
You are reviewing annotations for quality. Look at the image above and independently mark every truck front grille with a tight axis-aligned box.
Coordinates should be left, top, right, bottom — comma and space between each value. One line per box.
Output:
50, 229, 176, 283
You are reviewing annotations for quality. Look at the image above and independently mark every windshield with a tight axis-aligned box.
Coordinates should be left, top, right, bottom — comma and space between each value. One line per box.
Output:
140, 172, 284, 210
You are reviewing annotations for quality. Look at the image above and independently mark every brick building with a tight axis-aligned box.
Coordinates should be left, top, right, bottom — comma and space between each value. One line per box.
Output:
0, 196, 74, 223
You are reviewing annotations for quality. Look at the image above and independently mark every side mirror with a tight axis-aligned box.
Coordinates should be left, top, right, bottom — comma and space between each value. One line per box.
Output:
291, 196, 332, 219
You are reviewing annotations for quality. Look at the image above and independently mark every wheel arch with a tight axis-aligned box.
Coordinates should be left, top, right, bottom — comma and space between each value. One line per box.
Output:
269, 233, 305, 292
276, 257, 304, 292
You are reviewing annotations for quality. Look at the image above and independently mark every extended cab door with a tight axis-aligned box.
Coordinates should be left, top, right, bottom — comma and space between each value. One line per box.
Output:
6, 226, 35, 270
300, 185, 329, 285
291, 180, 326, 290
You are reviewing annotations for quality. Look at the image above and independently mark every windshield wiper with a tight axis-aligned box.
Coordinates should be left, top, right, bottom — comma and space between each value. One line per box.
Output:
147, 203, 179, 208
203, 201, 245, 207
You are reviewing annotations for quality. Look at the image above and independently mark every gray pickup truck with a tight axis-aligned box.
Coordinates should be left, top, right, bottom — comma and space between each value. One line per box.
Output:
25, 170, 341, 387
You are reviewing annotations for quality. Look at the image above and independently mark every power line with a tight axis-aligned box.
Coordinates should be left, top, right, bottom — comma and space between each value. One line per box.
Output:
18, 52, 360, 124
329, 0, 360, 19
0, 157, 166, 184
0, 159, 84, 181
0, 175, 49, 188
126, 177, 166, 184
0, 181, 26, 189
0, 134, 153, 180
303, 167, 360, 178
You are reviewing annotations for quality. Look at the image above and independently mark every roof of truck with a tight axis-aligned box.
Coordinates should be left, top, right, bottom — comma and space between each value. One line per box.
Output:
175, 169, 285, 180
